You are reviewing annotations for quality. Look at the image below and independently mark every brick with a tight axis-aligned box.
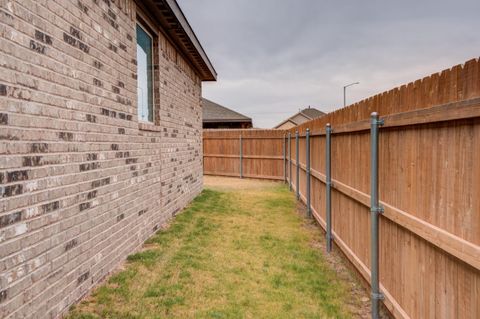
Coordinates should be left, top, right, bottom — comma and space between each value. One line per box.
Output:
63, 33, 89, 53
85, 114, 97, 123
34, 30, 53, 45
0, 84, 7, 96
77, 271, 89, 285
22, 156, 42, 167
125, 158, 137, 164
0, 289, 7, 303
4, 170, 29, 183
79, 202, 91, 211
101, 108, 116, 117
69, 27, 82, 40
58, 132, 74, 141
41, 201, 60, 213
86, 153, 98, 161
115, 151, 129, 158
107, 9, 116, 20
29, 40, 46, 54
87, 190, 97, 199
91, 178, 110, 188
64, 239, 78, 251
30, 143, 48, 153
0, 211, 22, 228
77, 1, 89, 13
1, 184, 23, 198
108, 43, 117, 53
79, 162, 99, 171
93, 78, 103, 87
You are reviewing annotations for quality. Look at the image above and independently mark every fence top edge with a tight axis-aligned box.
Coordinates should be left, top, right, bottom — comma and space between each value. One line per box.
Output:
292, 97, 480, 137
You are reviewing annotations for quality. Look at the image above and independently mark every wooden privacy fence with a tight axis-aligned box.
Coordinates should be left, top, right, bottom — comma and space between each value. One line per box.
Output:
203, 129, 286, 180
202, 58, 480, 319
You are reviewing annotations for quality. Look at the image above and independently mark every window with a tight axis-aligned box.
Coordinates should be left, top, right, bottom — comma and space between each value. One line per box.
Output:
136, 23, 153, 122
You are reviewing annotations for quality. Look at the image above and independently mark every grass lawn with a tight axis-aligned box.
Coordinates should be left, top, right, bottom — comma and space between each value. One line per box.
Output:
67, 177, 362, 319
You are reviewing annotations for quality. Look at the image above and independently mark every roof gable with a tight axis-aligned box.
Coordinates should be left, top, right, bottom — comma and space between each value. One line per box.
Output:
274, 107, 325, 128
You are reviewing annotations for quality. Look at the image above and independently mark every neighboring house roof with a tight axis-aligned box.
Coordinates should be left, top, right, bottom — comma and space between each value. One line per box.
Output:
202, 98, 252, 123
141, 0, 217, 81
300, 107, 325, 119
274, 107, 325, 128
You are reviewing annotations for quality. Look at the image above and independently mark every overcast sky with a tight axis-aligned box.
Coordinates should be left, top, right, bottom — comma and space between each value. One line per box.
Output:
179, 0, 480, 128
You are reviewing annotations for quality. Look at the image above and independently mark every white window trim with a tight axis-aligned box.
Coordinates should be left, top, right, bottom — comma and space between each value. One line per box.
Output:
136, 22, 155, 124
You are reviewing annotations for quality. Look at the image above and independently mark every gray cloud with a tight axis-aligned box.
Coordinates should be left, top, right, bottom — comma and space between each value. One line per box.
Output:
179, 0, 480, 128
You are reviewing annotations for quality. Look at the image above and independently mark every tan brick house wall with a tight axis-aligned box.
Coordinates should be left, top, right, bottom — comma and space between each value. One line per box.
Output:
0, 0, 209, 317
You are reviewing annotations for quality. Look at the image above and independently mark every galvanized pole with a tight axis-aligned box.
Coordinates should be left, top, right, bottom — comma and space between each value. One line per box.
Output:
288, 132, 292, 190
283, 134, 286, 183
306, 128, 311, 218
295, 130, 299, 200
239, 134, 243, 179
370, 112, 384, 319
325, 123, 333, 252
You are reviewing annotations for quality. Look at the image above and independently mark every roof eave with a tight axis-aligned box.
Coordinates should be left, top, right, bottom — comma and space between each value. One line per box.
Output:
299, 111, 313, 120
143, 0, 217, 81
203, 119, 252, 123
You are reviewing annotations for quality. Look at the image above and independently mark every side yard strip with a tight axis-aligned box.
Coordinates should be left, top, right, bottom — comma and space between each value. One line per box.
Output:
68, 178, 363, 319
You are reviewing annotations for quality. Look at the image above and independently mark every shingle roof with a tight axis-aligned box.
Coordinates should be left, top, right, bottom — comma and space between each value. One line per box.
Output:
287, 117, 306, 126
202, 98, 252, 123
274, 107, 325, 128
300, 107, 325, 119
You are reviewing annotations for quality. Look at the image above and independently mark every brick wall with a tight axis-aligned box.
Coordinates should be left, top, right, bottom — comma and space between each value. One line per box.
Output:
0, 0, 204, 318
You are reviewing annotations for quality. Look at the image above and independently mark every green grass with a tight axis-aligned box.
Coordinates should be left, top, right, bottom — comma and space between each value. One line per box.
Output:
67, 180, 355, 319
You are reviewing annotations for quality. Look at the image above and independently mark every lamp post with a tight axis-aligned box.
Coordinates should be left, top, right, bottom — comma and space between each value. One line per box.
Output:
343, 82, 359, 107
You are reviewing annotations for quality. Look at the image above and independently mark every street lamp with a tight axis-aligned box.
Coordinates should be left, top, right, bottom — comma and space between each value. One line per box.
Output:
343, 82, 359, 107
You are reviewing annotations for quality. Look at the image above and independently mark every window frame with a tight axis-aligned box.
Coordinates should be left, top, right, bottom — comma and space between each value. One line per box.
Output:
136, 21, 155, 124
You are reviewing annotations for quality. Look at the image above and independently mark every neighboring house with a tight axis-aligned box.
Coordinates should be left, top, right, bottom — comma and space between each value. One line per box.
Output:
203, 98, 253, 129
0, 1, 215, 318
274, 107, 325, 129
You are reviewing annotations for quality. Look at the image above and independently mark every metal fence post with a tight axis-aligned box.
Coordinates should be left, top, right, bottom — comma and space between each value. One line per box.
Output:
288, 132, 292, 190
295, 130, 299, 200
306, 128, 311, 218
239, 134, 243, 178
370, 112, 384, 319
283, 134, 286, 183
326, 123, 333, 252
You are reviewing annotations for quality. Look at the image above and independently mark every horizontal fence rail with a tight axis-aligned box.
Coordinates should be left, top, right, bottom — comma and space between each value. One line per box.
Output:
202, 58, 480, 319
203, 129, 286, 180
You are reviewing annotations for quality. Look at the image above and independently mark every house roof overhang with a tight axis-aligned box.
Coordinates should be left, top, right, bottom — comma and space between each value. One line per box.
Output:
203, 119, 252, 123
141, 0, 217, 81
